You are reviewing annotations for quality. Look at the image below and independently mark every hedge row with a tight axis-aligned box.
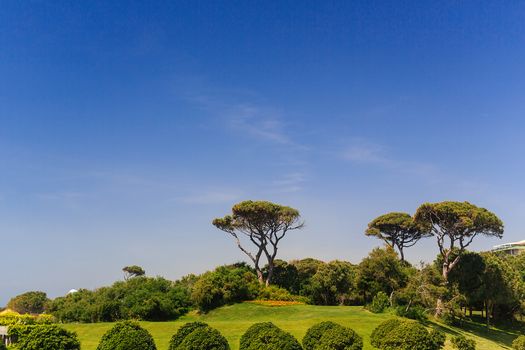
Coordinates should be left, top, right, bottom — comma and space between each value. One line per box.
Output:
8, 318, 488, 350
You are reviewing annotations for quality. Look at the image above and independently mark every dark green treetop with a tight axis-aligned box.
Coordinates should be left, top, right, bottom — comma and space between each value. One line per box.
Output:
366, 212, 428, 261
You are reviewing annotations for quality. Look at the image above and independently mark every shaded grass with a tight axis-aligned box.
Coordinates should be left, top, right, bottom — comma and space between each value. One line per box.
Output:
63, 303, 521, 350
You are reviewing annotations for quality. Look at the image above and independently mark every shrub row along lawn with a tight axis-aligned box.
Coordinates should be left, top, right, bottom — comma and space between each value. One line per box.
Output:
63, 303, 519, 350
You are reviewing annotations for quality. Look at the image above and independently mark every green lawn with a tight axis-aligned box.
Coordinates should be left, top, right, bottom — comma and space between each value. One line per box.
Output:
63, 303, 520, 350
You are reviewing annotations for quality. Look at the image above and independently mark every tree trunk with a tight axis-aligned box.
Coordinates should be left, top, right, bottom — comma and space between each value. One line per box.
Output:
435, 297, 444, 317
255, 267, 264, 284
485, 301, 490, 329
265, 262, 274, 287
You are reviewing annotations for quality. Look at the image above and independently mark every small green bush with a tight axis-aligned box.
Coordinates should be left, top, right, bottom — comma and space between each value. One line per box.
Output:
239, 322, 302, 350
303, 321, 340, 350
370, 319, 401, 348
169, 322, 209, 350
302, 321, 362, 350
15, 325, 80, 350
513, 335, 525, 350
317, 326, 362, 350
177, 326, 230, 350
0, 342, 6, 350
371, 319, 444, 350
451, 335, 475, 350
395, 305, 427, 321
97, 321, 156, 350
368, 292, 390, 313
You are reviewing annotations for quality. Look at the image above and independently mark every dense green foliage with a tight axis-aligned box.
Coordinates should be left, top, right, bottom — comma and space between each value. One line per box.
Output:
239, 322, 302, 350
451, 335, 476, 350
371, 319, 444, 350
0, 311, 54, 326
49, 277, 191, 322
169, 322, 209, 349
191, 264, 259, 312
368, 291, 390, 313
176, 326, 230, 350
513, 335, 525, 350
302, 321, 340, 350
12, 325, 80, 350
0, 341, 5, 350
370, 319, 402, 348
7, 291, 49, 314
356, 246, 408, 303
302, 321, 362, 350
96, 321, 156, 350
309, 260, 356, 305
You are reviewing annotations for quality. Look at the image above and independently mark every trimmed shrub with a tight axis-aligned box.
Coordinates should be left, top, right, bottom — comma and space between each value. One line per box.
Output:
303, 321, 340, 350
513, 335, 525, 350
239, 322, 302, 350
0, 342, 6, 350
316, 326, 362, 350
395, 305, 427, 321
368, 292, 390, 313
97, 321, 156, 350
303, 321, 362, 350
370, 319, 401, 348
451, 335, 475, 350
371, 319, 444, 350
169, 322, 209, 350
15, 325, 80, 350
177, 326, 230, 350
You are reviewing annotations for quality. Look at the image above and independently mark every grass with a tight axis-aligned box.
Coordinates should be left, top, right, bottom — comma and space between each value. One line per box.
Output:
63, 303, 522, 350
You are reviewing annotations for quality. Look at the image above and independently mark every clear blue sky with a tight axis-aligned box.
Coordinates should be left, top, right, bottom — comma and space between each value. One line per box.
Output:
1, 1, 524, 305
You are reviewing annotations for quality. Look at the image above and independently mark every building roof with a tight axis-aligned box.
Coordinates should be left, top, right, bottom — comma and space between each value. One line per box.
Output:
493, 240, 525, 251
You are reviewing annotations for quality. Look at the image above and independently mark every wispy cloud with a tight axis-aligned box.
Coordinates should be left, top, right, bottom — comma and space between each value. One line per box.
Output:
342, 141, 387, 164
341, 139, 440, 179
269, 172, 306, 193
175, 189, 242, 205
227, 104, 295, 146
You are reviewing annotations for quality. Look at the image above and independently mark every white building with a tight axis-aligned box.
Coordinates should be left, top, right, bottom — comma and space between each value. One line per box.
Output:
492, 240, 525, 255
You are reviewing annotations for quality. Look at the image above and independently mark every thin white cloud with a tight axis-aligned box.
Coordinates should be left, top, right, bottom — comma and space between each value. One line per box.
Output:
228, 104, 293, 145
341, 139, 440, 179
342, 141, 386, 164
176, 190, 242, 205
268, 172, 307, 193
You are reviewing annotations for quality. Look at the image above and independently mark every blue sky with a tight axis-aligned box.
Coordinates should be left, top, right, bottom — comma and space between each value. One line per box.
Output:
1, 1, 525, 305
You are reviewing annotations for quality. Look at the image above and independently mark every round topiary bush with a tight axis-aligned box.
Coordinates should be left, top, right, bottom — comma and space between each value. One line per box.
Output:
371, 319, 444, 350
302, 321, 362, 350
451, 335, 475, 350
370, 319, 402, 348
303, 321, 340, 350
169, 322, 210, 350
239, 322, 302, 350
177, 326, 230, 350
15, 325, 80, 350
97, 321, 156, 350
514, 335, 525, 350
316, 325, 362, 350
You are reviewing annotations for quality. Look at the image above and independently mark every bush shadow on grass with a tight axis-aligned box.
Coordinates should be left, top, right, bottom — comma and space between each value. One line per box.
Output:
427, 318, 523, 349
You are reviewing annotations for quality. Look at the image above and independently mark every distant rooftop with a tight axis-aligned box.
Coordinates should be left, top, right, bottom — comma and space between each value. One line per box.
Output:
492, 240, 525, 255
